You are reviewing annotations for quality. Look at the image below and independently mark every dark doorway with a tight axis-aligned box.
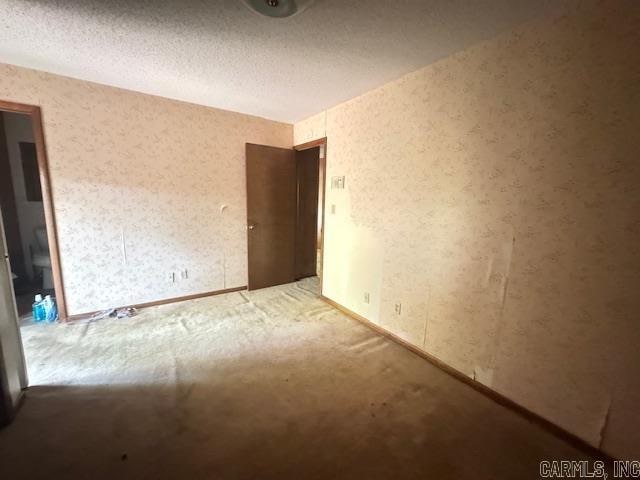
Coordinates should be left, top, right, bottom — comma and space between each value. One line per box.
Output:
0, 100, 66, 321
295, 146, 320, 279
0, 111, 53, 320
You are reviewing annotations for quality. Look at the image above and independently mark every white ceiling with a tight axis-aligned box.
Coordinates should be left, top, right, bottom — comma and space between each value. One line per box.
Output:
0, 0, 562, 123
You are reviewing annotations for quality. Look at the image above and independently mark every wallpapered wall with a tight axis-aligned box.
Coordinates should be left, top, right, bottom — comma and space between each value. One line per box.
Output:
0, 63, 292, 315
295, 1, 640, 459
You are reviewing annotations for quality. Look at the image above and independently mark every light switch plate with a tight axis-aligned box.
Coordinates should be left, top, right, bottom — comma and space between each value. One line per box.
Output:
331, 175, 345, 189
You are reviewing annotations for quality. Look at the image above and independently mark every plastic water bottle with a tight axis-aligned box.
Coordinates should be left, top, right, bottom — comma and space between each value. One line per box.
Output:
43, 295, 58, 323
32, 294, 46, 322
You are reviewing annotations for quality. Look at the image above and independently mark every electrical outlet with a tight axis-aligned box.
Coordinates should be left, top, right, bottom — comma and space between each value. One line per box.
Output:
181, 269, 189, 280
168, 272, 176, 283
395, 303, 402, 315
364, 292, 370, 304
331, 204, 336, 214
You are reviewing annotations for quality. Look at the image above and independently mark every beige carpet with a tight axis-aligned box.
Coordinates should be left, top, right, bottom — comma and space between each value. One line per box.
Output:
0, 278, 601, 479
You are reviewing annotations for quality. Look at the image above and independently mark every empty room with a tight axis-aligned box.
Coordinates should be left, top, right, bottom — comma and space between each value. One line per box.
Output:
0, 0, 638, 479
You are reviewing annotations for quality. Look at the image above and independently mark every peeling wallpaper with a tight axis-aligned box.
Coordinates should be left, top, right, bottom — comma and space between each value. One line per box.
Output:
0, 0, 637, 461
295, 1, 640, 459
0, 63, 292, 315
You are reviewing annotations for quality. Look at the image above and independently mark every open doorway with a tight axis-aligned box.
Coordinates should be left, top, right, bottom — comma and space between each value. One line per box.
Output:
0, 101, 66, 323
1, 111, 52, 321
0, 100, 66, 424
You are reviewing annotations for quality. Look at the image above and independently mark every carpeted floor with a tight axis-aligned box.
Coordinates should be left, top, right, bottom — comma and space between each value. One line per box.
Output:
0, 278, 602, 479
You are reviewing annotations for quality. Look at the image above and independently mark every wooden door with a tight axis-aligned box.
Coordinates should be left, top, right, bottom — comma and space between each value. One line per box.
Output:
246, 143, 297, 290
295, 147, 320, 279
0, 209, 27, 426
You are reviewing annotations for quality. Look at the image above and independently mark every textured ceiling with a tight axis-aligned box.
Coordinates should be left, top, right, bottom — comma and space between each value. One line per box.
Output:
0, 0, 562, 123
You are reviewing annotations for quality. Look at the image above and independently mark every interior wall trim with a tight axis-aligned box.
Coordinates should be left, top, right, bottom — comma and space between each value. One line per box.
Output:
0, 99, 67, 321
319, 293, 616, 464
294, 137, 327, 151
67, 285, 247, 322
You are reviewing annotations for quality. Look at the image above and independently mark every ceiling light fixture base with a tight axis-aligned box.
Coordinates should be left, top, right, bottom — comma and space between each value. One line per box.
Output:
241, 0, 315, 18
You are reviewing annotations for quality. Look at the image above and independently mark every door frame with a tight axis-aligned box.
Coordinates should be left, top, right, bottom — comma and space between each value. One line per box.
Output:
294, 137, 327, 287
0, 100, 68, 321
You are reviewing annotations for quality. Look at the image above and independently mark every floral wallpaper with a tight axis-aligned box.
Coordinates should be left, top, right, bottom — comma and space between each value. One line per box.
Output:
1, 0, 638, 462
295, 0, 640, 459
0, 63, 292, 315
